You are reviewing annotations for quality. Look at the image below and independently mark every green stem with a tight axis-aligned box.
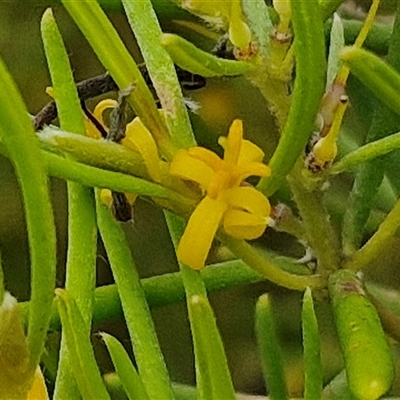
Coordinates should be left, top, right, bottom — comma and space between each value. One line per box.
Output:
257, 0, 326, 196
0, 58, 56, 375
96, 195, 174, 400
122, 0, 196, 150
220, 234, 326, 290
288, 168, 341, 274
345, 198, 400, 270
40, 9, 98, 398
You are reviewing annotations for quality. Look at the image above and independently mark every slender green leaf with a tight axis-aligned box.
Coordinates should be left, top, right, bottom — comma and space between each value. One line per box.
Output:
341, 46, 400, 116
188, 294, 236, 400
302, 287, 323, 400
161, 33, 254, 77
55, 289, 110, 400
165, 212, 235, 400
322, 370, 355, 400
345, 197, 400, 270
255, 294, 288, 400
40, 9, 98, 398
258, 0, 326, 196
96, 197, 174, 400
101, 333, 150, 400
330, 130, 400, 175
0, 56, 56, 375
122, 0, 195, 150
41, 151, 195, 211
327, 14, 345, 89
59, 0, 175, 158
341, 3, 400, 256
21, 256, 315, 331
242, 0, 272, 57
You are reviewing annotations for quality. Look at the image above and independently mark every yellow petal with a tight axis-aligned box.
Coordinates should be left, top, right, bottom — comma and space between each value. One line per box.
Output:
84, 117, 103, 139
223, 209, 267, 239
177, 196, 227, 269
238, 139, 265, 164
224, 186, 271, 217
27, 367, 49, 400
122, 118, 161, 183
124, 193, 138, 205
93, 99, 118, 125
236, 162, 271, 181
188, 147, 223, 171
170, 150, 214, 191
223, 119, 243, 166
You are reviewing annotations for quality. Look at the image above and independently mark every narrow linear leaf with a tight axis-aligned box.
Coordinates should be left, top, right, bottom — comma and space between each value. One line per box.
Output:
330, 130, 400, 175
255, 294, 288, 400
101, 333, 150, 400
96, 198, 174, 400
242, 0, 272, 57
122, 0, 196, 149
161, 33, 254, 77
258, 0, 326, 196
341, 5, 400, 256
165, 212, 235, 400
341, 46, 400, 116
55, 289, 110, 400
42, 151, 195, 211
0, 56, 56, 374
187, 294, 236, 400
322, 370, 355, 400
41, 9, 98, 398
302, 287, 323, 400
59, 0, 173, 157
327, 14, 345, 89
21, 257, 314, 331
345, 197, 400, 271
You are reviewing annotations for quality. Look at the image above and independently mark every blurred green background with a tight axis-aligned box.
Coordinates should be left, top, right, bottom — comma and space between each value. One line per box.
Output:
1, 1, 400, 397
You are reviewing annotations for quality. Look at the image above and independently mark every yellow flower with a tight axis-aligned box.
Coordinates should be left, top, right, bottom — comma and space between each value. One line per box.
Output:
170, 119, 271, 269
181, 0, 252, 49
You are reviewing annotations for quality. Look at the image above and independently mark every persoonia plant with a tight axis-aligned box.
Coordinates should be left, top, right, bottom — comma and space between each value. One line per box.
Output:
1, 0, 400, 399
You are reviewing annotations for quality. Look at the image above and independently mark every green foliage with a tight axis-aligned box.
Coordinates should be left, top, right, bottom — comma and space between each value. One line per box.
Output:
2, 0, 400, 399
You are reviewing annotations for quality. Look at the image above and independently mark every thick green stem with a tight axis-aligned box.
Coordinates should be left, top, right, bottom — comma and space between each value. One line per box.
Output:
288, 168, 341, 274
